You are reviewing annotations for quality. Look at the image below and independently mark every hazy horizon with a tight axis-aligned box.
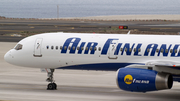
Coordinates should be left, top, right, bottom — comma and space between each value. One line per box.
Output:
0, 0, 180, 18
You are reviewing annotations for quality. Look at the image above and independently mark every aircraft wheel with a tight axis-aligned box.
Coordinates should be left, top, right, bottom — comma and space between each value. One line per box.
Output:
47, 83, 56, 90
52, 83, 57, 89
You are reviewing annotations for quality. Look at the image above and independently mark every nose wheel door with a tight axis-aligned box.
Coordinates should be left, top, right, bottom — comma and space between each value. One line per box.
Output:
34, 38, 43, 57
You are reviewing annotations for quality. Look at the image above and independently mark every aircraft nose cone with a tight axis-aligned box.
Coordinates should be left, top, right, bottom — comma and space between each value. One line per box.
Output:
4, 50, 13, 63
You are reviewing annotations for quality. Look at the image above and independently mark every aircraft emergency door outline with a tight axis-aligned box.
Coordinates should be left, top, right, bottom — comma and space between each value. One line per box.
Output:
108, 40, 118, 59
34, 38, 43, 57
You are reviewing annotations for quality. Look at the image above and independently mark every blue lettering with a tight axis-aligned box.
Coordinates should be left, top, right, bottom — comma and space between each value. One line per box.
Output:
157, 44, 172, 56
134, 44, 142, 56
171, 44, 180, 57
101, 39, 118, 55
144, 44, 158, 56
78, 42, 86, 54
121, 43, 135, 55
61, 38, 81, 54
114, 43, 122, 55
84, 42, 98, 54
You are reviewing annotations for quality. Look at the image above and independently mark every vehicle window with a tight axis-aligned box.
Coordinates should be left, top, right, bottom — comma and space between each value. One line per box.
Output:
165, 49, 168, 53
129, 48, 132, 52
120, 48, 123, 51
170, 49, 173, 53
161, 49, 164, 53
94, 47, 97, 51
85, 47, 88, 51
138, 48, 141, 52
175, 49, 177, 53
64, 46, 67, 50
147, 49, 150, 52
90, 47, 92, 50
98, 47, 101, 51
51, 46, 54, 50
125, 48, 127, 52
60, 46, 62, 50
156, 49, 159, 52
15, 44, 23, 50
81, 47, 84, 50
73, 46, 75, 50
46, 46, 49, 49
56, 46, 58, 50
133, 48, 136, 52
77, 47, 80, 50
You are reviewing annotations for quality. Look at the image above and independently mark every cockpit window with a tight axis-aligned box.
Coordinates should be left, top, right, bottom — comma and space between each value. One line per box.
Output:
15, 44, 23, 50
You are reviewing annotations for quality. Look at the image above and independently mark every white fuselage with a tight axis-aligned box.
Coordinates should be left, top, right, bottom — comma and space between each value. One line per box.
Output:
4, 33, 180, 72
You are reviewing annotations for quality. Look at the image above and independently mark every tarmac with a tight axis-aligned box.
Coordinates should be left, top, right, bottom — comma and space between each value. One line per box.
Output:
64, 15, 180, 21
1, 16, 180, 37
1, 42, 180, 101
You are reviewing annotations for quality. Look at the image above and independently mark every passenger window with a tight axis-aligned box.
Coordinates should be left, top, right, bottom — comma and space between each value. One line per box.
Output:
69, 46, 71, 50
51, 46, 54, 50
77, 47, 80, 50
15, 44, 23, 50
64, 46, 67, 50
60, 46, 62, 50
175, 49, 177, 53
125, 48, 127, 52
156, 49, 159, 52
94, 47, 97, 51
170, 49, 173, 53
138, 48, 141, 52
73, 46, 75, 50
147, 49, 150, 52
90, 47, 92, 50
86, 47, 88, 51
120, 48, 123, 51
46, 46, 49, 49
165, 49, 168, 53
81, 47, 84, 50
129, 48, 132, 52
56, 46, 58, 50
98, 47, 101, 51
161, 49, 164, 53
134, 48, 136, 52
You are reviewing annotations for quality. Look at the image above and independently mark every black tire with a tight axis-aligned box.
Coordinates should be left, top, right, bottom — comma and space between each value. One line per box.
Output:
52, 83, 57, 89
47, 83, 54, 90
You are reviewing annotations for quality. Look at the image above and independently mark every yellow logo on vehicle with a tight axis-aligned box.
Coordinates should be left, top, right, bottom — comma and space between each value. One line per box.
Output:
124, 74, 133, 85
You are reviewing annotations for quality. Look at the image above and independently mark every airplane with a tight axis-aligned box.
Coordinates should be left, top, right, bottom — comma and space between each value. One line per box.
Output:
4, 32, 180, 92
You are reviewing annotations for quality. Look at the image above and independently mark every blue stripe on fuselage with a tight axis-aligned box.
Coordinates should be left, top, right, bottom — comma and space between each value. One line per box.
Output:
57, 63, 144, 71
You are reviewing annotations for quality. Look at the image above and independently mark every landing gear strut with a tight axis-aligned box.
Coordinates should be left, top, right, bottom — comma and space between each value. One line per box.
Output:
46, 69, 57, 90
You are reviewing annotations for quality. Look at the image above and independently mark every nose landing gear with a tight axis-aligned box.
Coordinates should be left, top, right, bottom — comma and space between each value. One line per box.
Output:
46, 69, 57, 90
47, 82, 57, 90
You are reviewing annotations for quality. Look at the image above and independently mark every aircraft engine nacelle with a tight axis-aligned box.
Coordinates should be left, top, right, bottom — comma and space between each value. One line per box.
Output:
116, 68, 173, 92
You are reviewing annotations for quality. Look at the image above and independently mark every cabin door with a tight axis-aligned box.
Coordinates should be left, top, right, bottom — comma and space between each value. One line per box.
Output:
108, 40, 118, 59
34, 38, 43, 57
